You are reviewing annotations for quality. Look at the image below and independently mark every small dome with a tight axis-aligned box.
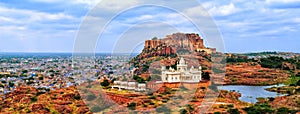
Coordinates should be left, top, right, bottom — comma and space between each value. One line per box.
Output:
179, 57, 185, 65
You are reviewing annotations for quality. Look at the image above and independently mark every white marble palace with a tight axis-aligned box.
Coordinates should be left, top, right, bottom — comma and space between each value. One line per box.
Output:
112, 57, 202, 91
161, 57, 202, 83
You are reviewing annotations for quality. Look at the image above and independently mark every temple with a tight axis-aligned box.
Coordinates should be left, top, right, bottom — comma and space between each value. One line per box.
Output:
161, 57, 202, 83
112, 57, 202, 91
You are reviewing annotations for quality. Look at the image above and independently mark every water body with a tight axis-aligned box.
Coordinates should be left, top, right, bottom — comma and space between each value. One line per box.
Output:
218, 84, 286, 103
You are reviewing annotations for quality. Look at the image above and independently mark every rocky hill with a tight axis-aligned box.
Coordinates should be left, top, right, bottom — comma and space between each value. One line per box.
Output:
0, 86, 91, 114
131, 33, 217, 75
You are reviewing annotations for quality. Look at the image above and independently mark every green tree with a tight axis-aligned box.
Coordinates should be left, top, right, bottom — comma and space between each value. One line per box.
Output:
133, 75, 146, 83
276, 107, 297, 114
152, 36, 158, 40
227, 108, 240, 114
100, 79, 110, 87
296, 80, 300, 86
202, 72, 210, 80
8, 82, 14, 87
111, 78, 116, 83
22, 70, 28, 74
180, 109, 187, 114
243, 103, 274, 114
127, 102, 136, 110
38, 76, 44, 80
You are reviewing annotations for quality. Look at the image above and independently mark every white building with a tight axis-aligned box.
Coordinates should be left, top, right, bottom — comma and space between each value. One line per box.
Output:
161, 57, 202, 83
112, 57, 202, 91
112, 81, 146, 91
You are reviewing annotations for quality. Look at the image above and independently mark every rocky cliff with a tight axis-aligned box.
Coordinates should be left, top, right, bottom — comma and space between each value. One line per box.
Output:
131, 33, 216, 75
141, 33, 212, 59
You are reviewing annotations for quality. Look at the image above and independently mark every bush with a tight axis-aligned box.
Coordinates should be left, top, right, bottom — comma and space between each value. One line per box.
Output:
260, 56, 284, 69
38, 76, 44, 80
202, 72, 210, 80
149, 102, 155, 105
100, 79, 110, 87
180, 109, 188, 114
297, 80, 300, 86
8, 82, 14, 87
227, 108, 240, 114
226, 57, 251, 63
74, 95, 81, 100
148, 96, 156, 99
133, 75, 146, 83
219, 105, 225, 108
276, 107, 297, 114
30, 97, 37, 102
296, 72, 300, 77
127, 102, 136, 110
243, 103, 274, 114
1, 80, 6, 84
268, 97, 275, 102
227, 104, 234, 108
36, 91, 46, 96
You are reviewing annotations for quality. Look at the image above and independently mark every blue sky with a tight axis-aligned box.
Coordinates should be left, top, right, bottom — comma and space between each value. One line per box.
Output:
0, 0, 299, 53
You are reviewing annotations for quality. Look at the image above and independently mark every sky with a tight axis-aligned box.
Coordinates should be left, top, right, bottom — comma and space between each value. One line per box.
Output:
0, 0, 299, 53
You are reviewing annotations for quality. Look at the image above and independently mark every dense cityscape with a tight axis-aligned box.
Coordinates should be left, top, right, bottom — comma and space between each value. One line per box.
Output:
0, 53, 135, 95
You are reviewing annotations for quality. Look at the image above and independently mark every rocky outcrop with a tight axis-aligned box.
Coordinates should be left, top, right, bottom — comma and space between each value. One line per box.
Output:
225, 63, 290, 85
131, 33, 216, 75
141, 33, 212, 59
0, 86, 91, 114
282, 62, 297, 70
270, 95, 300, 110
165, 33, 205, 51
106, 93, 133, 105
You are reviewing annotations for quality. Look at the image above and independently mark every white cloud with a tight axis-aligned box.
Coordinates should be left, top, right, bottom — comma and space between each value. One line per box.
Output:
72, 0, 102, 7
137, 15, 153, 21
292, 18, 300, 23
94, 0, 139, 11
184, 6, 210, 17
266, 0, 300, 4
208, 3, 240, 16
201, 2, 215, 9
30, 0, 101, 8
0, 6, 75, 24
31, 0, 140, 10
0, 5, 79, 52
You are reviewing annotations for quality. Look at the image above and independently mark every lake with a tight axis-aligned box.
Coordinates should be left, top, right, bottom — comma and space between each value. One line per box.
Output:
218, 84, 286, 103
